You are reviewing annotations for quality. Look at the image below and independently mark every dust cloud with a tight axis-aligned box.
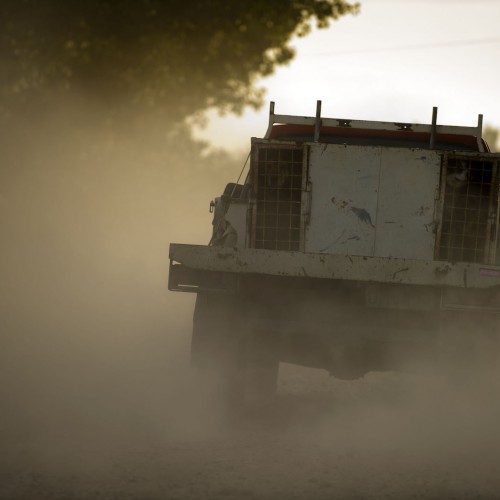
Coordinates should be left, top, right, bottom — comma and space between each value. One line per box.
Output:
2, 100, 500, 500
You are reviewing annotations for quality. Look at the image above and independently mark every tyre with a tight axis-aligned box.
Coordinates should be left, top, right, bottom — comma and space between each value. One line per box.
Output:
191, 293, 280, 408
191, 292, 246, 407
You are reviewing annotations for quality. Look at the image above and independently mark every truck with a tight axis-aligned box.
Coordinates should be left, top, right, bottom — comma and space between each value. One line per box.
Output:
169, 101, 500, 404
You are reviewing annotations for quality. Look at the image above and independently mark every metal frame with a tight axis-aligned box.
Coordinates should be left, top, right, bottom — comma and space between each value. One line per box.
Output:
299, 145, 311, 252
169, 243, 500, 290
435, 152, 500, 265
264, 101, 483, 145
250, 140, 305, 252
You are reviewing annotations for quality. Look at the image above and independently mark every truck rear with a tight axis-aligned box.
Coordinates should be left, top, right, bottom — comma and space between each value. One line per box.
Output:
169, 102, 500, 403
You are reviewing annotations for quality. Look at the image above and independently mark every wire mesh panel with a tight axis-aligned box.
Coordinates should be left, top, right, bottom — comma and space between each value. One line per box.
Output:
252, 145, 304, 251
437, 155, 498, 263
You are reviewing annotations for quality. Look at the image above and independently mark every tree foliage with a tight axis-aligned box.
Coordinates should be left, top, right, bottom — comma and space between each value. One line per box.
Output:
484, 125, 499, 152
0, 0, 359, 121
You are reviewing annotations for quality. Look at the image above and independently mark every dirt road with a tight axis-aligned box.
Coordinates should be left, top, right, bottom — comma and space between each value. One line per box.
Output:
2, 358, 500, 500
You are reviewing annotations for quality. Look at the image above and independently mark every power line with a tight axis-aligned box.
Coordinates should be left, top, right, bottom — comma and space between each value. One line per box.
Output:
302, 36, 500, 56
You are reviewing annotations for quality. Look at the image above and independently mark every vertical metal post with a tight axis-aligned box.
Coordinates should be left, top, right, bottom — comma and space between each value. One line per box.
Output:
434, 152, 448, 260
249, 145, 259, 248
493, 161, 500, 264
264, 101, 275, 139
314, 100, 322, 142
477, 113, 483, 137
300, 146, 310, 252
477, 114, 484, 152
486, 161, 498, 263
430, 106, 438, 149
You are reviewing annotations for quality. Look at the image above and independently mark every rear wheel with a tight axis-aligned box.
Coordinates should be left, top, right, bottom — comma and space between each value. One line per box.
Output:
191, 293, 280, 409
191, 293, 246, 407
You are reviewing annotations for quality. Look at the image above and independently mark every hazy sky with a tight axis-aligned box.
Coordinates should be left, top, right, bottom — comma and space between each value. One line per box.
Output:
195, 0, 500, 150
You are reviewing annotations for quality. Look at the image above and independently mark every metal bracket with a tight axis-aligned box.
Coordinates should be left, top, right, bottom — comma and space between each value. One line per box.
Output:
430, 106, 438, 149
314, 100, 322, 142
477, 113, 484, 152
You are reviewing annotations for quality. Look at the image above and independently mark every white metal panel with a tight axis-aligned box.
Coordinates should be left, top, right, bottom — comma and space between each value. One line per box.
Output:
225, 202, 248, 248
375, 149, 441, 260
306, 144, 381, 256
305, 144, 441, 260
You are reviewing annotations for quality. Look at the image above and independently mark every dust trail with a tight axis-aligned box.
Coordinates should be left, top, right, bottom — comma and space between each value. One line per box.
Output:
2, 102, 500, 499
0, 98, 239, 490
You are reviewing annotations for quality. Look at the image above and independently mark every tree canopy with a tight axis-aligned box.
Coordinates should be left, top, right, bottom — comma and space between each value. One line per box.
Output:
0, 0, 359, 121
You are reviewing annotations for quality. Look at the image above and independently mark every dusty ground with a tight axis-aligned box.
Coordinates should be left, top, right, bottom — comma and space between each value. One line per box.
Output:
2, 349, 500, 500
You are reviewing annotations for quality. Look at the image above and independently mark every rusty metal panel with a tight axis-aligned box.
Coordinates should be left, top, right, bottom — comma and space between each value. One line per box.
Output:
169, 244, 500, 290
306, 144, 380, 255
375, 148, 441, 260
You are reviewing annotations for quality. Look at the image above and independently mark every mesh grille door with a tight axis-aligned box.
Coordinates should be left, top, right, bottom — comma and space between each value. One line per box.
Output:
251, 144, 305, 251
436, 154, 499, 264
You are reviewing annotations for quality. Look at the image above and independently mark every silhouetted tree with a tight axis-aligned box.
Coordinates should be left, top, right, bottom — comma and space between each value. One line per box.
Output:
0, 0, 359, 122
484, 125, 499, 152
